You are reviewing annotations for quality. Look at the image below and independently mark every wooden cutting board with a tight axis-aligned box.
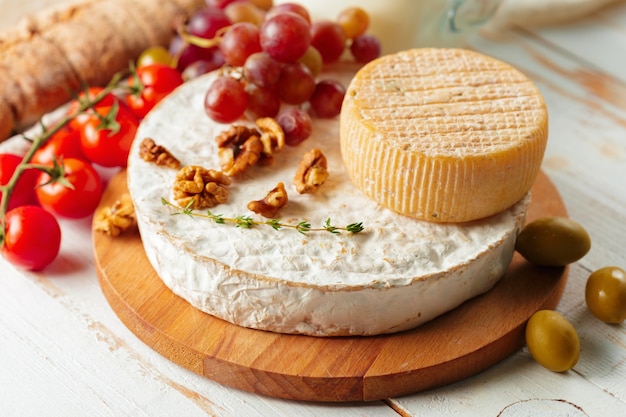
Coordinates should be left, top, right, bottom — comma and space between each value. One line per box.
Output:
93, 169, 568, 402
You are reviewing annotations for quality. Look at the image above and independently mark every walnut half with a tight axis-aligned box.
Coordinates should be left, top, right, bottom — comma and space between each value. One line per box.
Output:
256, 117, 284, 162
247, 182, 289, 218
215, 125, 263, 177
173, 166, 231, 209
139, 138, 181, 169
94, 193, 136, 237
293, 148, 329, 194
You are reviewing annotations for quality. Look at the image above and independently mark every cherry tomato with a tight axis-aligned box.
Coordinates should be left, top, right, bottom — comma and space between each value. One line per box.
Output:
35, 158, 103, 219
31, 128, 87, 166
1, 205, 61, 271
66, 87, 119, 132
137, 46, 174, 67
0, 153, 39, 210
79, 102, 139, 168
125, 64, 184, 119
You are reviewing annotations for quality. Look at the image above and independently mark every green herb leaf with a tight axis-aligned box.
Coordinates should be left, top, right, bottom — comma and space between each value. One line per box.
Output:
346, 222, 364, 234
161, 199, 365, 235
235, 215, 255, 229
266, 219, 282, 231
207, 210, 226, 224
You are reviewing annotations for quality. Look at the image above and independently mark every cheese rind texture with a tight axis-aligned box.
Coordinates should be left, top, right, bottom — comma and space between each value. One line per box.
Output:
127, 66, 529, 337
340, 48, 548, 222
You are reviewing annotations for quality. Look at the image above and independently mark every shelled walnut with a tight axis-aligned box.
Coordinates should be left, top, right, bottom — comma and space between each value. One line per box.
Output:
139, 137, 180, 168
293, 148, 329, 194
173, 166, 231, 209
256, 117, 285, 163
247, 182, 289, 218
94, 193, 136, 237
215, 118, 285, 175
215, 125, 263, 176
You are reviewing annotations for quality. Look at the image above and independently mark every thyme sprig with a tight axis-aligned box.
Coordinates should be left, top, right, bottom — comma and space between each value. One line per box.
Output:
161, 198, 365, 235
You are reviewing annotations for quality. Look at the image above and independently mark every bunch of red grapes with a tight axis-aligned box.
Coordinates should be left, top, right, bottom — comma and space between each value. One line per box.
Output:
169, 0, 381, 145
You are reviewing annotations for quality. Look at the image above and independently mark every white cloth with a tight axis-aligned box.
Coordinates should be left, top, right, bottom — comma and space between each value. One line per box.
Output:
488, 0, 623, 30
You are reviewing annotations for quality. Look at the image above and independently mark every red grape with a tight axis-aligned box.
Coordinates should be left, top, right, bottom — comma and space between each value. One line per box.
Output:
224, 1, 265, 25
266, 3, 311, 23
337, 7, 369, 39
188, 7, 232, 39
246, 84, 281, 118
219, 22, 262, 67
243, 52, 282, 87
260, 13, 311, 63
182, 58, 224, 80
204, 76, 248, 123
276, 108, 312, 146
249, 0, 273, 11
309, 79, 346, 118
298, 46, 323, 78
350, 34, 381, 63
205, 0, 238, 9
310, 20, 346, 64
170, 36, 225, 72
195, 2, 379, 127
276, 62, 315, 105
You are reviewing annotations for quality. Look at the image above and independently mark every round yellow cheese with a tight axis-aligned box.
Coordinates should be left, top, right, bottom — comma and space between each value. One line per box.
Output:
340, 48, 548, 223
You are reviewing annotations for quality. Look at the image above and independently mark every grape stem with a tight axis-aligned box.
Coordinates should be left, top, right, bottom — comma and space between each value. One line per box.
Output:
173, 26, 225, 70
178, 26, 225, 50
0, 71, 126, 245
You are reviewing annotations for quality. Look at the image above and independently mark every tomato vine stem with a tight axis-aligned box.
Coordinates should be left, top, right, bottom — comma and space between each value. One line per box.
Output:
0, 71, 127, 241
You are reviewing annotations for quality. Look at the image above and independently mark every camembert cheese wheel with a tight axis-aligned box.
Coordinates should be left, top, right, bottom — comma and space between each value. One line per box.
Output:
340, 48, 548, 222
127, 65, 530, 337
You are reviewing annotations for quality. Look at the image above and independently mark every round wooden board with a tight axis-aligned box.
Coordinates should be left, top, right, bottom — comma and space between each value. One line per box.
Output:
93, 169, 568, 403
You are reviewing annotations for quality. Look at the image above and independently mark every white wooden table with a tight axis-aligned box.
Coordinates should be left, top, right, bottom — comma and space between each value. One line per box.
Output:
1, 2, 626, 416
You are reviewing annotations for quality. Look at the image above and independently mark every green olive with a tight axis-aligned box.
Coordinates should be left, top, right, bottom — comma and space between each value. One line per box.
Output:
515, 216, 591, 266
585, 266, 626, 324
525, 310, 580, 372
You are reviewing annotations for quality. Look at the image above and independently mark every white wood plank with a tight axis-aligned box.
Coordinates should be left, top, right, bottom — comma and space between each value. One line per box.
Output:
528, 1, 626, 85
390, 348, 626, 416
0, 251, 400, 417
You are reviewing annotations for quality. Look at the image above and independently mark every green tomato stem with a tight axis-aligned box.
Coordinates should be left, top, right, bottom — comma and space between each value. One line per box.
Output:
0, 71, 127, 235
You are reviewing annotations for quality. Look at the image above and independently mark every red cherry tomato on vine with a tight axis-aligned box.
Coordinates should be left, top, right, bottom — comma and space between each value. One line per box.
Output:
79, 102, 139, 168
35, 158, 103, 219
1, 205, 61, 271
31, 128, 87, 166
0, 153, 39, 210
125, 64, 184, 119
66, 87, 119, 132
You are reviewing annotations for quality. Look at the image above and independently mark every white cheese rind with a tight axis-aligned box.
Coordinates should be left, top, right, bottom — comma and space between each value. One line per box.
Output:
127, 68, 529, 336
